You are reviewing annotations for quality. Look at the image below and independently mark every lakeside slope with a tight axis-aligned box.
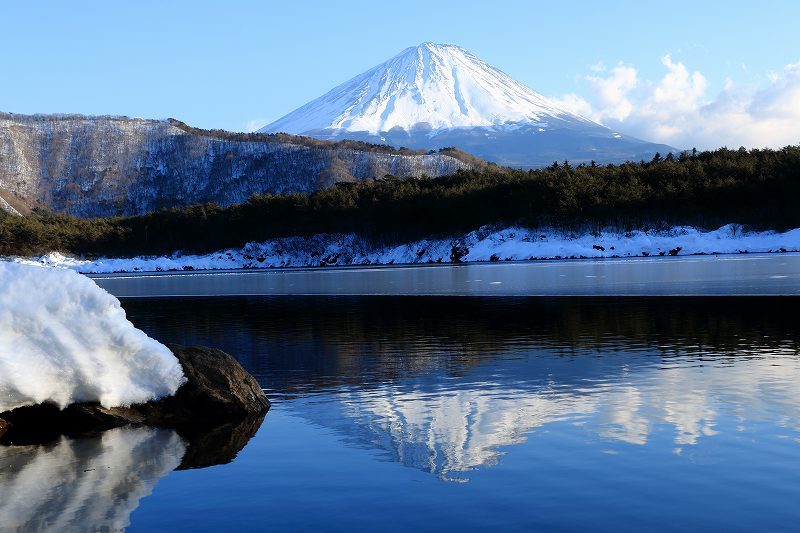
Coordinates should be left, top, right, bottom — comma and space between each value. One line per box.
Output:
12, 224, 800, 274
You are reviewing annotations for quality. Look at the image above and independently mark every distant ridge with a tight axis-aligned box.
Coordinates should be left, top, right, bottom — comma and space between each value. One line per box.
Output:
0, 112, 468, 217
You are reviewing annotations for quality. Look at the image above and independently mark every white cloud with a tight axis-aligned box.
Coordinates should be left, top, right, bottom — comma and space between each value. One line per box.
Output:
551, 93, 594, 120
589, 60, 607, 72
586, 62, 639, 121
244, 118, 269, 133
553, 63, 638, 123
556, 56, 800, 149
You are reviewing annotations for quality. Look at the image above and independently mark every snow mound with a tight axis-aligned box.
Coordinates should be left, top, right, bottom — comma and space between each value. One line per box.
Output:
0, 263, 186, 412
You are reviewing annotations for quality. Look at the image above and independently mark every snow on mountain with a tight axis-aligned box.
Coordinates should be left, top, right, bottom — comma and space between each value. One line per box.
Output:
261, 43, 676, 167
263, 42, 589, 135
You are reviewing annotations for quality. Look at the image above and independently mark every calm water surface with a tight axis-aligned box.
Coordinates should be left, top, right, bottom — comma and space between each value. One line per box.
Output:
2, 297, 800, 531
92, 253, 800, 297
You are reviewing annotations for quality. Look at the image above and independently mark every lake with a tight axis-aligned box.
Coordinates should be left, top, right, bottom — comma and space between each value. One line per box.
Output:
2, 295, 799, 531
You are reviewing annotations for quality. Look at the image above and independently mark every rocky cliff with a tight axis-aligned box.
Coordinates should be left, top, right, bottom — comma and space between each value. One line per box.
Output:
0, 113, 469, 217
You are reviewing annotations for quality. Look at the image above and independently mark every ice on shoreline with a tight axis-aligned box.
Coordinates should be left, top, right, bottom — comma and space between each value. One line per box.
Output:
0, 263, 186, 412
10, 224, 800, 274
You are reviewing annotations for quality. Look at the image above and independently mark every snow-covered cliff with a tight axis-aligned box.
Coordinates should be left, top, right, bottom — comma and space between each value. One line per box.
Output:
0, 112, 469, 217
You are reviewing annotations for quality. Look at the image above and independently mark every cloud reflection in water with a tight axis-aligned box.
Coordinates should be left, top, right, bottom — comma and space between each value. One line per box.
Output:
291, 346, 800, 480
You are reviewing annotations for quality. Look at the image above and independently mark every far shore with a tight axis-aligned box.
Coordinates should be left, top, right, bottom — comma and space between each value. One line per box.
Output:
12, 224, 800, 276
82, 249, 800, 277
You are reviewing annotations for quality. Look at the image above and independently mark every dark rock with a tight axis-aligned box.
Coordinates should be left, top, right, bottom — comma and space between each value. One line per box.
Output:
1, 412, 265, 480
0, 344, 269, 445
156, 344, 270, 423
177, 411, 266, 470
450, 242, 469, 263
0, 402, 142, 445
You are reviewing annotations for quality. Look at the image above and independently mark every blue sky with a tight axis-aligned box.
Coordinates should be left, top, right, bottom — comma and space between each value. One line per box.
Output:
3, 1, 799, 148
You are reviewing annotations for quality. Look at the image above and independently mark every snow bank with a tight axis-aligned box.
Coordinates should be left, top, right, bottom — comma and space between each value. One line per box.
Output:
11, 224, 800, 274
460, 224, 800, 262
0, 263, 185, 412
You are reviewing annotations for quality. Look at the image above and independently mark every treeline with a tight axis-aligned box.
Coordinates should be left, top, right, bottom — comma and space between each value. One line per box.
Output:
167, 119, 481, 165
1, 145, 798, 257
1, 113, 479, 164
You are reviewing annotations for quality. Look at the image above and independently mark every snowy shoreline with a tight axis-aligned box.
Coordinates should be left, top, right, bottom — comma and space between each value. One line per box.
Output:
10, 224, 800, 274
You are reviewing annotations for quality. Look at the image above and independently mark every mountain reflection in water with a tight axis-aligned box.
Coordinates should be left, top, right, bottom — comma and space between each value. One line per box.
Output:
124, 297, 800, 481
0, 412, 265, 531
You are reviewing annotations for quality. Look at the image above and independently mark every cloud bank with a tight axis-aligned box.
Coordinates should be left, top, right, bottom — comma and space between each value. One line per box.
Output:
554, 56, 800, 150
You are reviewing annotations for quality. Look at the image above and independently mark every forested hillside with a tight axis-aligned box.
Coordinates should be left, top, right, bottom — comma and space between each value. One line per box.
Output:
1, 145, 798, 257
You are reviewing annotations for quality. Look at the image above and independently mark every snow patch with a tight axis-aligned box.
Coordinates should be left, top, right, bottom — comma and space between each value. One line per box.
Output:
0, 195, 21, 216
9, 224, 800, 274
0, 263, 186, 412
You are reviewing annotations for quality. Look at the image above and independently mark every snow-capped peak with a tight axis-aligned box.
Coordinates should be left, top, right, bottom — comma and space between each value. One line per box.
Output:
261, 42, 591, 135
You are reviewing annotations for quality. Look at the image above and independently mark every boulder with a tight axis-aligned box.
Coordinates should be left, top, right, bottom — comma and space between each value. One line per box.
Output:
177, 411, 266, 470
158, 344, 270, 422
0, 344, 269, 445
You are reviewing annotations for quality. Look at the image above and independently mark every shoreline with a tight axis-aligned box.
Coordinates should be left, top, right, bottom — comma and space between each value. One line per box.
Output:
84, 250, 800, 278
87, 253, 800, 298
10, 224, 800, 275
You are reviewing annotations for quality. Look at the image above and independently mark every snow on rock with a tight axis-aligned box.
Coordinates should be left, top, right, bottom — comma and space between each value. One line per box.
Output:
0, 194, 21, 216
0, 263, 186, 412
10, 224, 800, 274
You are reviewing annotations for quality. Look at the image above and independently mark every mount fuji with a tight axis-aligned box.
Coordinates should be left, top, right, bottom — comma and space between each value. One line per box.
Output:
260, 43, 676, 168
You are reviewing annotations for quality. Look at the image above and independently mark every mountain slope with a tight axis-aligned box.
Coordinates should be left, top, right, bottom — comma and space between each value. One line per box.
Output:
261, 43, 676, 167
0, 112, 469, 217
265, 42, 581, 134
